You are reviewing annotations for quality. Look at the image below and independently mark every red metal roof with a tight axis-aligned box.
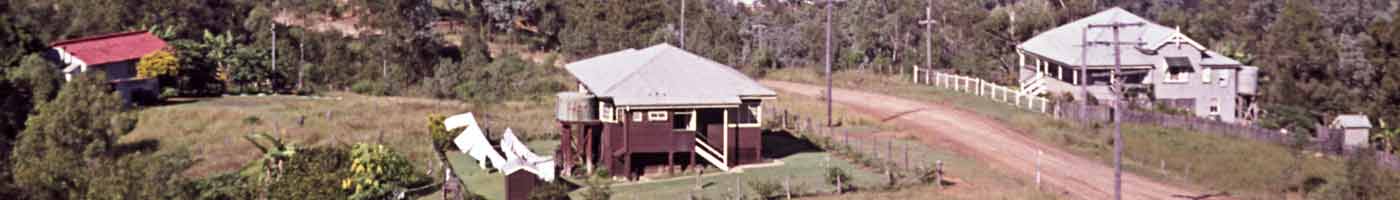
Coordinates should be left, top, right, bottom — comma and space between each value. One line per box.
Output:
50, 31, 168, 66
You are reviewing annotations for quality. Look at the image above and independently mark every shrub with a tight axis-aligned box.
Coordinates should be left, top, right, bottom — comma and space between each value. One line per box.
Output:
137, 50, 179, 79
824, 167, 849, 187
747, 180, 782, 200
350, 80, 387, 96
580, 176, 612, 200
242, 116, 261, 125
267, 147, 352, 199
342, 144, 429, 200
527, 181, 570, 200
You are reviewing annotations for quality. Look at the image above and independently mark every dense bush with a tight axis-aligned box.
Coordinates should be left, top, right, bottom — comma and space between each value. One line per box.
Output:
267, 146, 353, 199
824, 167, 849, 189
350, 80, 388, 96
342, 144, 430, 200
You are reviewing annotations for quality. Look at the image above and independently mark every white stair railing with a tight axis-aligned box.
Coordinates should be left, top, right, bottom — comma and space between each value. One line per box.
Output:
693, 138, 730, 171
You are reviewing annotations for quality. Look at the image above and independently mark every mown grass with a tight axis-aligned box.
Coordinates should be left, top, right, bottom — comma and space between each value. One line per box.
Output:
122, 92, 560, 178
762, 68, 1378, 199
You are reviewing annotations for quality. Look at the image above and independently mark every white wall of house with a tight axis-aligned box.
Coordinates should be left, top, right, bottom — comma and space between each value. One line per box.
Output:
1343, 128, 1370, 149
1151, 46, 1240, 123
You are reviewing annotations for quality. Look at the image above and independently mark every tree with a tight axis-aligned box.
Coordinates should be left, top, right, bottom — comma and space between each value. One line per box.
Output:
137, 50, 180, 79
10, 74, 136, 199
1372, 119, 1400, 153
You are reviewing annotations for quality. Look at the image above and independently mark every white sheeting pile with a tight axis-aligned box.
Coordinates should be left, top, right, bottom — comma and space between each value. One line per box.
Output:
445, 113, 555, 182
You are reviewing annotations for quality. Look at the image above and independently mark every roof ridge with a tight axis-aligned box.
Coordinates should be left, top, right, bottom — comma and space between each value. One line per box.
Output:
599, 45, 671, 94
50, 30, 152, 47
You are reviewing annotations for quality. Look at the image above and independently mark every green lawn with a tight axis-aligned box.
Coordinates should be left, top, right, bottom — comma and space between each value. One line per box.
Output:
596, 151, 882, 200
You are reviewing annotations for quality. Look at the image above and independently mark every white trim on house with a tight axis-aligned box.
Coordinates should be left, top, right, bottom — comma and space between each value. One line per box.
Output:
647, 111, 668, 121
673, 110, 697, 131
1148, 30, 1208, 51
599, 102, 617, 123
53, 47, 89, 81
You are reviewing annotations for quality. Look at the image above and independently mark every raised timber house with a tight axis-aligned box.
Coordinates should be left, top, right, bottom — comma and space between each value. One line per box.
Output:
1017, 8, 1259, 123
556, 43, 776, 179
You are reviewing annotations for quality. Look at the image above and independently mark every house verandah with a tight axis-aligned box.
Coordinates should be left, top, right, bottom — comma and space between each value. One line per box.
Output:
556, 44, 777, 180
1015, 8, 1257, 123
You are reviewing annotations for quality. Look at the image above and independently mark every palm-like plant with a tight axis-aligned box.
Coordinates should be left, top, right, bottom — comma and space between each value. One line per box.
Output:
244, 131, 297, 180
1373, 119, 1400, 153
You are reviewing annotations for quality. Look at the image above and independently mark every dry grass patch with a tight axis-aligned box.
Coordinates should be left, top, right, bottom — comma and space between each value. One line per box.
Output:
123, 92, 560, 177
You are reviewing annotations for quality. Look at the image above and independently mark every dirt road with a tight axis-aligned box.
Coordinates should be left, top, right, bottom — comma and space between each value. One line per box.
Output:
763, 80, 1207, 200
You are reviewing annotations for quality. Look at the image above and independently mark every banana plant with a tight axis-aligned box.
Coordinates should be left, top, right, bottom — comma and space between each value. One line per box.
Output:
1373, 119, 1400, 153
244, 131, 297, 180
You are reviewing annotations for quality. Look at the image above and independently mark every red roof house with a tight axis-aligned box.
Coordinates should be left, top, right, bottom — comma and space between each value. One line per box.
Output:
47, 31, 168, 104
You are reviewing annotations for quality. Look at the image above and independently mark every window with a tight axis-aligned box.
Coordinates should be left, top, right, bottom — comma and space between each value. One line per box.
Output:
1167, 70, 1190, 82
1201, 68, 1213, 83
648, 111, 668, 121
1217, 70, 1229, 87
599, 102, 616, 122
632, 111, 644, 122
672, 111, 696, 131
1209, 98, 1220, 115
1164, 57, 1193, 83
734, 101, 762, 127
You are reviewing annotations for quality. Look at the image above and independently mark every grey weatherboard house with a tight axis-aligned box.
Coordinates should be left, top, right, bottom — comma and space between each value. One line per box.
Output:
1016, 8, 1259, 123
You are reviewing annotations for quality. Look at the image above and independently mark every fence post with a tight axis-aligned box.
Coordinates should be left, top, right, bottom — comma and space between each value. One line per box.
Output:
911, 65, 918, 84
1040, 98, 1048, 113
1036, 150, 1043, 189
935, 160, 944, 189
785, 175, 792, 200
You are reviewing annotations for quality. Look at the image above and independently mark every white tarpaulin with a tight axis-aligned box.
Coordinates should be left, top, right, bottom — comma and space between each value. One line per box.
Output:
499, 129, 556, 182
447, 113, 505, 169
445, 113, 556, 182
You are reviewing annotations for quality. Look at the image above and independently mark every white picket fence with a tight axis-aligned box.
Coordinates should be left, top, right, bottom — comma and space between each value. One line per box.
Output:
912, 66, 1051, 113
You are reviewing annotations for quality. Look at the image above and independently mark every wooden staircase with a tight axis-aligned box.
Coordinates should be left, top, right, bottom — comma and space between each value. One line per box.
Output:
693, 136, 730, 171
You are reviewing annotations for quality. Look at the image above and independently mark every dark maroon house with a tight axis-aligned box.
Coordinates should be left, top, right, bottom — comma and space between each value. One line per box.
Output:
557, 44, 776, 179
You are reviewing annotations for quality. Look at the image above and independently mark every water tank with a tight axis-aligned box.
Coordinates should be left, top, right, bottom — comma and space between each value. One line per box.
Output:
1237, 66, 1259, 95
556, 92, 597, 122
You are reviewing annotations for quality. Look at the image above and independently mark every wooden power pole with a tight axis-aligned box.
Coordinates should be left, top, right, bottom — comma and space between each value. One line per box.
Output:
1086, 21, 1144, 200
674, 0, 680, 48
918, 0, 937, 72
816, 0, 844, 127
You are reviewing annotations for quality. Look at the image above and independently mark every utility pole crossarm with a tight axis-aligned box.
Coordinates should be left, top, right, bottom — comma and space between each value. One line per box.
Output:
918, 0, 936, 73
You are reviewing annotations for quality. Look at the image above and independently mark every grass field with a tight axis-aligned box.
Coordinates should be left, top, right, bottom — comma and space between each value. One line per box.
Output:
762, 68, 1383, 199
122, 92, 560, 178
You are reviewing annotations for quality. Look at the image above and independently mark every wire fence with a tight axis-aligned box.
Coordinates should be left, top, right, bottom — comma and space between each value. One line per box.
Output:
764, 107, 948, 193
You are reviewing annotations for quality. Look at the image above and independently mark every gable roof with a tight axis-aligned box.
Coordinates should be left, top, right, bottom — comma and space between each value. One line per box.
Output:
1333, 115, 1373, 129
565, 43, 777, 107
1017, 8, 1241, 67
50, 31, 168, 66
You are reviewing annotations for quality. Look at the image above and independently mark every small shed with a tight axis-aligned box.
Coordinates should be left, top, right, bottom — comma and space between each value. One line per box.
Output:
1331, 115, 1373, 149
503, 169, 540, 200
